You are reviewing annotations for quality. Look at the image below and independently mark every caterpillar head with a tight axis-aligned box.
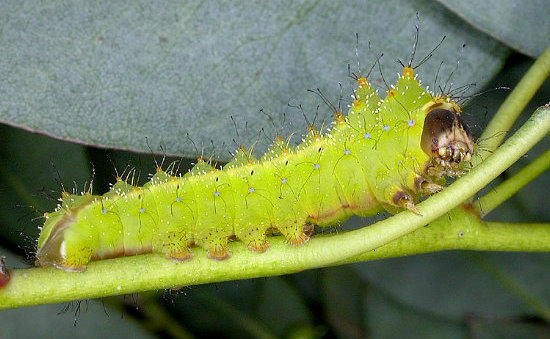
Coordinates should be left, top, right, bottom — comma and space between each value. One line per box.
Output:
421, 107, 474, 177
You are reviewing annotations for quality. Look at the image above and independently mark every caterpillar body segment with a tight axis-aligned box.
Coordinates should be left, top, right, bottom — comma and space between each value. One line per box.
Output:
36, 66, 474, 271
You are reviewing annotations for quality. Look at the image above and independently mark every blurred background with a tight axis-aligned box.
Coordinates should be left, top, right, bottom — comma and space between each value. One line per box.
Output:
0, 1, 549, 338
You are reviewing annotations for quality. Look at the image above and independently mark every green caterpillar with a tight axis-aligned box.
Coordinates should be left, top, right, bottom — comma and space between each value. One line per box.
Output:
35, 63, 474, 271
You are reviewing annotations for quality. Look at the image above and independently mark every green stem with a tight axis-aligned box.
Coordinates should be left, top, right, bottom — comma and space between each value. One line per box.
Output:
104, 294, 196, 339
475, 147, 550, 216
1, 105, 548, 309
340, 219, 550, 265
467, 253, 550, 322
475, 43, 550, 164
194, 289, 279, 339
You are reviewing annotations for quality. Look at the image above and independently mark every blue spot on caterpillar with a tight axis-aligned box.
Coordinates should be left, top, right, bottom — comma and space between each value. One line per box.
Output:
35, 54, 474, 272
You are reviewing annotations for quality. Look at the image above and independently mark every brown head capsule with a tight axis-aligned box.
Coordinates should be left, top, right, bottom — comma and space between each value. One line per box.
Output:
421, 108, 474, 177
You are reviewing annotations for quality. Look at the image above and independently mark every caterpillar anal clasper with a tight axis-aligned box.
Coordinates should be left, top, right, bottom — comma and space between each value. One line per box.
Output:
36, 66, 474, 271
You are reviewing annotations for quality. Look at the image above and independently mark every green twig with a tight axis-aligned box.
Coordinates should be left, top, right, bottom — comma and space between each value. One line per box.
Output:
475, 147, 550, 216
475, 43, 550, 164
340, 217, 550, 265
1, 104, 548, 309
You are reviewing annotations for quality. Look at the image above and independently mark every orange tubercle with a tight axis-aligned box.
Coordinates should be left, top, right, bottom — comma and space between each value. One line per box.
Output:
334, 111, 346, 124
357, 77, 368, 87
